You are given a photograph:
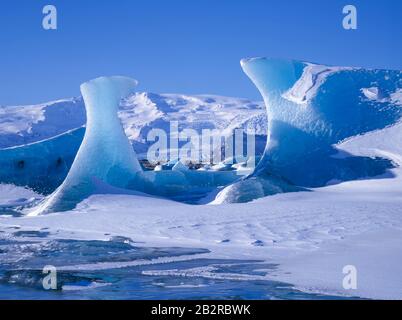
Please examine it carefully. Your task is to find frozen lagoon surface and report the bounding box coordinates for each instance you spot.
[1,59,402,299]
[1,159,402,300]
[0,237,348,300]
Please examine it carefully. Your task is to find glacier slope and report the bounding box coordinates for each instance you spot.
[0,98,85,148]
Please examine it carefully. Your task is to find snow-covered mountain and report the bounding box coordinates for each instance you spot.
[0,93,266,155]
[0,98,85,148]
[0,92,266,197]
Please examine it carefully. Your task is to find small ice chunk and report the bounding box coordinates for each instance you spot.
[172,160,189,172]
[361,87,380,100]
[390,89,402,106]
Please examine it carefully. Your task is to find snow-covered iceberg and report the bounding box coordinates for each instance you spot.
[214,58,401,203]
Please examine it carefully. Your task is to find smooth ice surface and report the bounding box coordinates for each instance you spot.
[215,58,402,203]
[31,76,142,214]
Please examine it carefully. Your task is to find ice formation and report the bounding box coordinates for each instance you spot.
[4,59,401,211]
[214,58,402,204]
[172,160,189,172]
[27,76,243,214]
[31,76,143,214]
[0,91,263,195]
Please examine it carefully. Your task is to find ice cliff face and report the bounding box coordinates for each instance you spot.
[0,128,84,194]
[214,58,402,204]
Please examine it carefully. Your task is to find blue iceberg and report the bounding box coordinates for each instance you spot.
[214,58,401,203]
[31,76,143,214]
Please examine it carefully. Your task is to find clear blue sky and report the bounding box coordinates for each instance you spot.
[0,0,401,105]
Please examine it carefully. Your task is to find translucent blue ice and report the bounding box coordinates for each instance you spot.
[33,76,143,214]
